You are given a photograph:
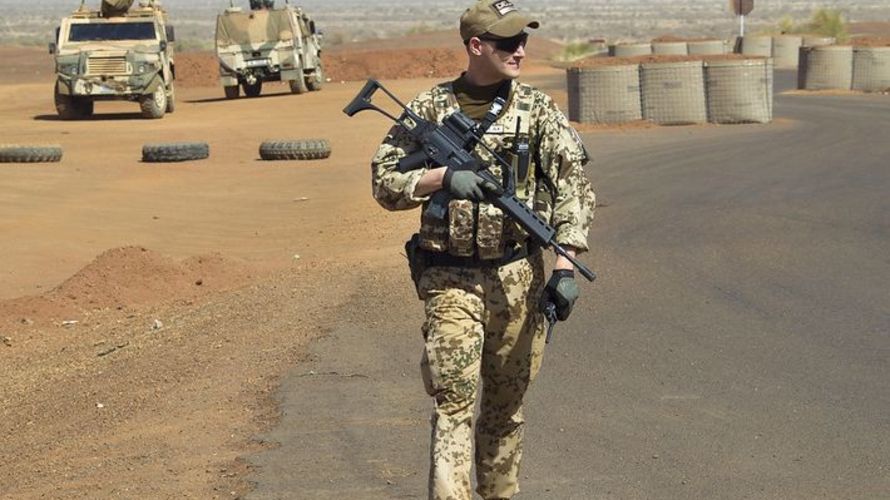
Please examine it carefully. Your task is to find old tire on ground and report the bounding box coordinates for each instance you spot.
[307,65,324,92]
[259,139,331,161]
[243,81,263,97]
[54,87,91,120]
[142,142,209,163]
[166,85,176,113]
[140,86,167,119]
[0,145,63,163]
[224,85,240,99]
[289,74,308,94]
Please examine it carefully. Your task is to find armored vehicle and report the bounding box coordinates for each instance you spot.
[215,2,324,98]
[50,0,176,120]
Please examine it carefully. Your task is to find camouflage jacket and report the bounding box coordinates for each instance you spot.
[371,79,595,259]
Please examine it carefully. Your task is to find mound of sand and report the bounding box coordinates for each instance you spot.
[0,246,255,327]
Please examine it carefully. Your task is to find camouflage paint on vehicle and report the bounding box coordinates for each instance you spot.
[215,4,323,98]
[50,0,176,119]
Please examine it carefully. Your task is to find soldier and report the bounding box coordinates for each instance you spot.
[371,1,595,499]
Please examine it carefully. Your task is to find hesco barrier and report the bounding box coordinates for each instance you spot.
[688,40,726,55]
[640,61,707,125]
[802,36,836,47]
[852,47,890,92]
[741,36,773,57]
[772,35,803,68]
[652,42,688,55]
[567,65,642,124]
[705,59,773,124]
[612,43,652,57]
[799,45,854,90]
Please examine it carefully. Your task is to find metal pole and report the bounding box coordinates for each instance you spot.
[740,14,746,37]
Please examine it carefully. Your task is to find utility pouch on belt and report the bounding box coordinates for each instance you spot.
[405,233,427,299]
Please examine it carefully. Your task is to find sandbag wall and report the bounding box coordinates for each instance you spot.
[799,45,890,91]
[610,41,727,57]
[852,47,890,92]
[737,35,837,69]
[567,65,642,124]
[568,59,773,125]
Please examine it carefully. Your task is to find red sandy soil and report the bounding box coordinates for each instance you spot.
[850,36,890,47]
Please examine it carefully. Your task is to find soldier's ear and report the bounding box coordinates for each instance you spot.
[466,37,485,56]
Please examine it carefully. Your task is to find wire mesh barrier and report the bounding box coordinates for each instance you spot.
[640,61,708,125]
[705,59,773,124]
[772,35,803,69]
[567,65,642,124]
[652,42,688,55]
[611,43,652,57]
[798,45,854,90]
[802,36,836,47]
[687,40,727,56]
[852,47,890,93]
[741,36,773,57]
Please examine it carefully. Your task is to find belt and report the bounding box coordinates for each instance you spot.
[424,242,541,269]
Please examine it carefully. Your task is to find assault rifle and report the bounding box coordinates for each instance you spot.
[344,79,595,339]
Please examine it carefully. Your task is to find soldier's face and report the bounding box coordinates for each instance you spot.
[477,34,527,79]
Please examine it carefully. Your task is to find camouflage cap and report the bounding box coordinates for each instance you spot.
[459,0,540,41]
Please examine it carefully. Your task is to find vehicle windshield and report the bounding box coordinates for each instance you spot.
[68,22,156,42]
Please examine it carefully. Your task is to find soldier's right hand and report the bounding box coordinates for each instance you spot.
[542,269,579,321]
[443,169,498,201]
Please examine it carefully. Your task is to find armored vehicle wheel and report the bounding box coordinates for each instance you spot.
[259,139,331,161]
[142,142,210,163]
[80,100,94,117]
[243,81,263,97]
[166,86,176,114]
[307,66,324,92]
[140,86,168,119]
[289,75,308,94]
[224,85,240,99]
[54,88,91,120]
[0,145,63,163]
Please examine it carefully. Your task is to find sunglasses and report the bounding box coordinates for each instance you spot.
[480,32,529,53]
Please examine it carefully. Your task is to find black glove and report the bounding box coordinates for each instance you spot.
[443,169,499,201]
[541,269,579,321]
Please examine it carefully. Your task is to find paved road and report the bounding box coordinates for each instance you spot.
[247,72,890,498]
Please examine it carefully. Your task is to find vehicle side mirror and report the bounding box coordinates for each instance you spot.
[48,42,57,54]
[159,40,168,51]
[165,26,175,42]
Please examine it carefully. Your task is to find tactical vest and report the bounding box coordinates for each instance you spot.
[417,81,554,260]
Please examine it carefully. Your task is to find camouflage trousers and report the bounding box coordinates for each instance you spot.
[417,252,547,500]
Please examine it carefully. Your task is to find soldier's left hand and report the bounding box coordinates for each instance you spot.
[542,269,579,321]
